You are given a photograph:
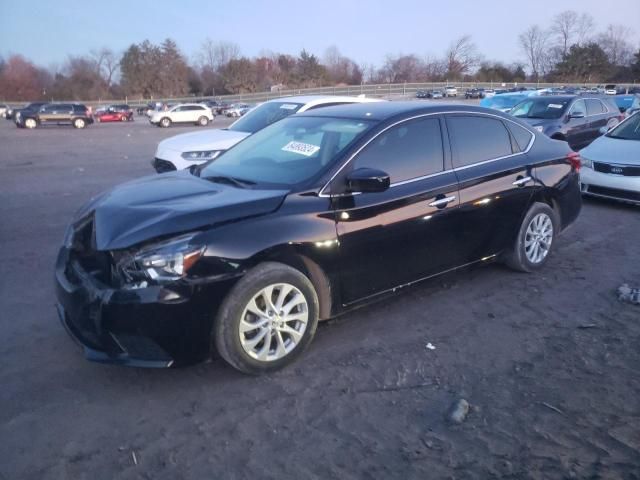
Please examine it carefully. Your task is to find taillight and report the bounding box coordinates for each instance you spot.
[567,151,581,171]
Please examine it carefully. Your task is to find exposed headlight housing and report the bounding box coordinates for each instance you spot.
[180,150,223,161]
[581,157,593,169]
[115,233,205,284]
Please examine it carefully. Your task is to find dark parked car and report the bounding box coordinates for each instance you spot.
[465,88,485,99]
[55,102,581,374]
[509,95,623,150]
[16,103,93,129]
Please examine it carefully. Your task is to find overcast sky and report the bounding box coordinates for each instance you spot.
[1,0,639,69]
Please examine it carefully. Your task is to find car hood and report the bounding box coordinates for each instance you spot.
[580,135,640,165]
[156,128,250,155]
[76,171,288,251]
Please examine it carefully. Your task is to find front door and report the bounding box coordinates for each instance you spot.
[332,115,462,305]
[566,99,588,149]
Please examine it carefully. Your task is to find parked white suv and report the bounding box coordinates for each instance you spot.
[150,103,215,128]
[444,86,458,97]
[152,95,382,172]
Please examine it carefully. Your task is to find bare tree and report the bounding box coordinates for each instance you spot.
[445,35,480,79]
[519,25,550,81]
[89,48,119,86]
[598,24,634,66]
[550,11,595,56]
[199,38,240,72]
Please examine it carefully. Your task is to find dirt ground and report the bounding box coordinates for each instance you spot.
[0,116,639,480]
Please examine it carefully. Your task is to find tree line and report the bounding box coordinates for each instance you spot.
[0,10,639,102]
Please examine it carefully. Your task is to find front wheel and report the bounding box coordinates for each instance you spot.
[214,262,319,375]
[73,118,86,129]
[24,118,37,129]
[504,203,558,272]
[160,117,171,128]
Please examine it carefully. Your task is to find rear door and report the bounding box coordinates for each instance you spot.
[333,115,462,304]
[38,104,57,124]
[445,114,537,263]
[585,98,608,142]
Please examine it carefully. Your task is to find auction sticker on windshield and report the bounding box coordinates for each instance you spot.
[548,104,564,108]
[282,141,320,157]
[279,104,299,110]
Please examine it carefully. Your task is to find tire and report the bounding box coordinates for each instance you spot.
[120,115,127,122]
[214,262,320,375]
[160,117,171,128]
[73,118,86,129]
[197,116,209,126]
[504,202,559,273]
[24,118,37,129]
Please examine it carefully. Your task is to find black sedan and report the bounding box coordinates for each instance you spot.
[55,102,582,374]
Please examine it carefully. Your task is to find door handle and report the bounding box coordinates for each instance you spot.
[428,195,456,207]
[512,176,532,187]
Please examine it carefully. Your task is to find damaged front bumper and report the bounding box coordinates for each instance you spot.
[54,247,233,367]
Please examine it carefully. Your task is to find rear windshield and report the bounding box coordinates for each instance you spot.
[510,98,570,119]
[228,101,304,134]
[480,95,527,109]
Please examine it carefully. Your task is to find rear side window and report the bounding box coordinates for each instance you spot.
[586,99,605,115]
[506,122,534,152]
[352,117,444,183]
[447,116,513,167]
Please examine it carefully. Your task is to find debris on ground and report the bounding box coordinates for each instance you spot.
[540,401,565,416]
[447,399,470,424]
[425,343,436,351]
[617,284,640,305]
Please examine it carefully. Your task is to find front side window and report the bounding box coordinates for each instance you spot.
[607,114,640,141]
[201,116,373,187]
[351,117,444,183]
[569,100,586,117]
[447,116,513,167]
[229,101,304,134]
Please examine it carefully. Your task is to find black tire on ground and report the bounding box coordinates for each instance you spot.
[504,202,559,273]
[214,262,320,375]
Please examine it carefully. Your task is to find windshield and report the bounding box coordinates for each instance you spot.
[607,114,640,141]
[201,116,373,186]
[510,98,570,119]
[480,95,527,109]
[229,101,304,134]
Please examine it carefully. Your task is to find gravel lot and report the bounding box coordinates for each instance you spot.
[0,110,639,480]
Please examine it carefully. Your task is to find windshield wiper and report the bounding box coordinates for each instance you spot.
[204,175,256,188]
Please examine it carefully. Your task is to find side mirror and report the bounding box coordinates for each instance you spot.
[346,168,390,193]
[569,112,585,119]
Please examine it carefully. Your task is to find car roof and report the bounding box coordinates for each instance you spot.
[265,95,382,107]
[297,101,515,121]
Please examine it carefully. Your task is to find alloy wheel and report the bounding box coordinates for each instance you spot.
[238,283,308,362]
[25,119,37,129]
[524,213,553,264]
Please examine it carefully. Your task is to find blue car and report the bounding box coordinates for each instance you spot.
[479,91,539,112]
[614,95,640,117]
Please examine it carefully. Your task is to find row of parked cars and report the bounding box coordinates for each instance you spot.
[2,99,255,129]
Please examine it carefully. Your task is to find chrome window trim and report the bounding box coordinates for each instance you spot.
[319,110,536,197]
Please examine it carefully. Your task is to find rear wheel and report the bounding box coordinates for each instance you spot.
[120,115,128,122]
[197,116,209,126]
[214,262,319,375]
[160,117,171,128]
[73,118,86,129]
[504,203,558,272]
[24,118,37,129]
